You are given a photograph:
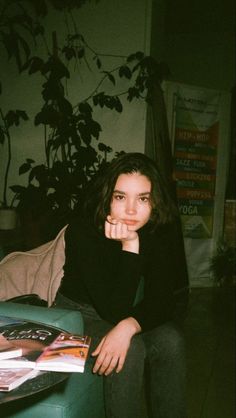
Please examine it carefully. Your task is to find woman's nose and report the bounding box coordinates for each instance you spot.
[125,200,137,214]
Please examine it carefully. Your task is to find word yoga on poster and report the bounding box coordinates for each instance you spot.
[173,89,220,239]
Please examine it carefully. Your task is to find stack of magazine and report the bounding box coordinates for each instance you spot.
[0,316,91,392]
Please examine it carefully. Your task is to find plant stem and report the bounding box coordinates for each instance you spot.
[3,129,11,208]
[0,108,11,207]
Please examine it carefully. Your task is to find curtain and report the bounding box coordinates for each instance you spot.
[145,81,190,299]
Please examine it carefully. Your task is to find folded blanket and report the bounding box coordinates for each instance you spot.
[0,225,67,306]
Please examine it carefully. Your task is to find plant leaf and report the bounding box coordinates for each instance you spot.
[78,102,93,115]
[107,72,116,85]
[114,97,123,113]
[10,185,26,194]
[28,56,45,74]
[19,162,31,175]
[62,46,76,61]
[16,110,29,121]
[119,65,132,79]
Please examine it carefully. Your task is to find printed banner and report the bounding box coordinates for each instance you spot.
[173,87,221,238]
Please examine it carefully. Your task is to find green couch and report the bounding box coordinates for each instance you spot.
[0,301,105,418]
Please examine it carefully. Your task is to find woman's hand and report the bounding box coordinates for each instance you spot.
[105,216,139,253]
[91,317,141,376]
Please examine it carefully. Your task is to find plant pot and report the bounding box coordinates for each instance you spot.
[0,208,18,230]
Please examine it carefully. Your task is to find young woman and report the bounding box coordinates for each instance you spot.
[55,152,188,418]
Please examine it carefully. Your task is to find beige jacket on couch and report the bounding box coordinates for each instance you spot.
[0,225,68,306]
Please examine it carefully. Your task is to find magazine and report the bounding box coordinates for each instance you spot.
[0,316,91,373]
[35,332,91,372]
[0,316,62,369]
[0,368,39,391]
[0,334,22,360]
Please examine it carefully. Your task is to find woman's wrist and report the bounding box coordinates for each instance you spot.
[122,238,139,254]
[119,317,142,336]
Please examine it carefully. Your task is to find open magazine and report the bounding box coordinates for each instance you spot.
[0,316,91,373]
[0,368,39,392]
[35,332,91,372]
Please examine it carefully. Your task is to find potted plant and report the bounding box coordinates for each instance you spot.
[209,239,236,287]
[0,102,28,230]
[209,239,236,317]
[9,26,168,245]
[1,2,170,244]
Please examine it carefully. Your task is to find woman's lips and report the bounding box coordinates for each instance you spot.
[122,219,138,226]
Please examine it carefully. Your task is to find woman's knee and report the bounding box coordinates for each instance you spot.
[104,335,146,385]
[144,322,185,360]
[125,334,146,369]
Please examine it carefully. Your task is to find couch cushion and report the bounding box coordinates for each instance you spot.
[0,301,84,334]
[2,369,105,418]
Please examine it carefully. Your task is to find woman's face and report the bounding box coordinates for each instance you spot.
[110,172,152,231]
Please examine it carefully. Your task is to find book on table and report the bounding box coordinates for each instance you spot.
[35,332,91,372]
[0,368,39,392]
[0,316,91,373]
[0,334,22,360]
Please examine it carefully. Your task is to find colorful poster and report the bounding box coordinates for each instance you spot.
[173,88,220,238]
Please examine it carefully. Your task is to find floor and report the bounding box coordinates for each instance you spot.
[185,287,235,418]
[141,286,235,418]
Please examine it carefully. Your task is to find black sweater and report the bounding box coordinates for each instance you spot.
[59,215,188,332]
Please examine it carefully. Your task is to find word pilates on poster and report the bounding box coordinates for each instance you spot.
[173,87,220,238]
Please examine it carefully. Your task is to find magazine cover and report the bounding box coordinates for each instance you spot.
[0,368,39,391]
[0,316,62,369]
[0,334,22,360]
[36,333,91,372]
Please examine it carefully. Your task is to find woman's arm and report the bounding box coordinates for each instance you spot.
[62,216,142,323]
[90,218,142,375]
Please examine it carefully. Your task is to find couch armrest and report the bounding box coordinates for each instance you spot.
[0,301,84,334]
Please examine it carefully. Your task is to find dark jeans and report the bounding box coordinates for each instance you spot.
[54,293,187,418]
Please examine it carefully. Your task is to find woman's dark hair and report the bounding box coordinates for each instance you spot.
[83,152,178,230]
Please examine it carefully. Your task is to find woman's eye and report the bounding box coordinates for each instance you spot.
[113,194,125,201]
[139,196,150,203]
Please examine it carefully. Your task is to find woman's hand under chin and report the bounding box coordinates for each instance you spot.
[105,216,139,254]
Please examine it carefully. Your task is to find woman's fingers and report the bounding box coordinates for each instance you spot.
[92,350,106,374]
[105,217,129,240]
[93,348,119,375]
[93,352,123,376]
[104,356,120,375]
[110,221,124,239]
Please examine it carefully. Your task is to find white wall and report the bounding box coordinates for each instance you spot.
[0,0,152,206]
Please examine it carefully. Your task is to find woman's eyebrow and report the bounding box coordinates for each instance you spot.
[113,189,125,194]
[113,190,151,196]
